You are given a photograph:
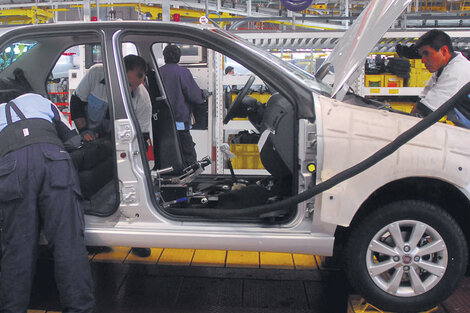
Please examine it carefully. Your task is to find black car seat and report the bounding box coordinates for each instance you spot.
[146,69,185,174]
[259,93,295,179]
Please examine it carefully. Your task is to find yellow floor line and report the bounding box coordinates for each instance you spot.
[191,249,227,267]
[87,246,321,270]
[292,254,318,270]
[226,250,260,268]
[314,255,323,269]
[91,246,131,263]
[158,248,195,266]
[125,248,163,264]
[260,252,294,269]
[347,295,438,313]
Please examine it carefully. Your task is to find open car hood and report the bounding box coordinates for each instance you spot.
[317,0,411,99]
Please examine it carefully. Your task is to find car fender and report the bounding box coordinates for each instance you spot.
[314,95,470,226]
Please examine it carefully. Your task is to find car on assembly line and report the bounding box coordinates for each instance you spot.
[1,0,470,311]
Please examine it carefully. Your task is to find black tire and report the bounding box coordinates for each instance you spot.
[344,200,468,313]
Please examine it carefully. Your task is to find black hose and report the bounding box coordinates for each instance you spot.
[166,82,470,218]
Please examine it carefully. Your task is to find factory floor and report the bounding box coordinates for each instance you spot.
[28,247,470,313]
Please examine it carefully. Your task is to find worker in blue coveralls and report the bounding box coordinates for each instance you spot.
[159,44,206,167]
[0,93,94,313]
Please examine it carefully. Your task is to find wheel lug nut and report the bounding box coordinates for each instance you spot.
[414,256,420,262]
[403,245,410,252]
[393,256,400,262]
[403,265,410,272]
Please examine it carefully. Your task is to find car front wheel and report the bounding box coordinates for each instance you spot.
[344,200,468,313]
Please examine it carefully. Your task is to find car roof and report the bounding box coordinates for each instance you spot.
[0,20,214,34]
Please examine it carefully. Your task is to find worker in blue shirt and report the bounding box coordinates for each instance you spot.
[159,44,206,166]
[0,93,94,313]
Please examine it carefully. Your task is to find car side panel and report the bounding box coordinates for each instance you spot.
[315,95,470,226]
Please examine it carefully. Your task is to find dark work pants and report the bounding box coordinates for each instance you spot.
[0,143,94,313]
[177,129,197,167]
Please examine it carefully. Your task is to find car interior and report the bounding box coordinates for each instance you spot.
[142,38,298,222]
[0,31,299,223]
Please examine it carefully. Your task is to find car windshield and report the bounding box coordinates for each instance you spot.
[212,29,332,97]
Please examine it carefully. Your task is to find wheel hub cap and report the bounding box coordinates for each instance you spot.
[402,255,412,264]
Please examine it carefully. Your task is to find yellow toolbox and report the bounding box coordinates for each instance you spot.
[410,68,432,87]
[364,74,384,87]
[418,69,432,86]
[384,74,404,87]
[408,71,417,87]
[388,101,415,113]
[230,92,270,121]
[388,101,448,123]
[412,59,427,68]
[231,92,271,104]
[230,144,264,169]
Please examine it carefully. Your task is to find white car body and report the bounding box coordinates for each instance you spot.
[1,0,470,310]
[316,94,470,226]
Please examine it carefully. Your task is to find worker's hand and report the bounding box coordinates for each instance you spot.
[74,117,87,130]
[201,89,212,100]
[80,129,97,142]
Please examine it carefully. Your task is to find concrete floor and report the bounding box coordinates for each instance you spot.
[26,247,470,313]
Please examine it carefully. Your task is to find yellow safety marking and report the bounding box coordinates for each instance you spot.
[125,248,163,264]
[292,254,318,270]
[27,310,46,313]
[91,246,130,263]
[48,8,69,12]
[86,246,324,270]
[388,89,399,94]
[191,249,227,267]
[226,250,260,268]
[314,255,323,269]
[348,295,438,313]
[260,252,294,269]
[370,88,380,94]
[158,248,195,266]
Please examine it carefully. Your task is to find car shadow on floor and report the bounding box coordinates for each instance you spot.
[29,255,350,313]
